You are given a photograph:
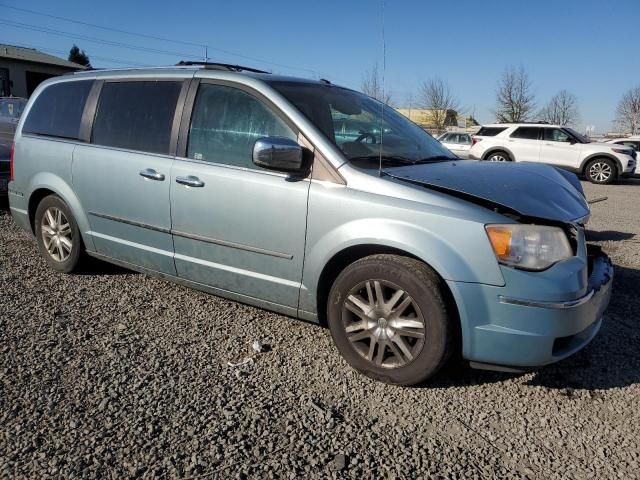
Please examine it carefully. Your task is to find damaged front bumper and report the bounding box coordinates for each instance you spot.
[447,244,613,370]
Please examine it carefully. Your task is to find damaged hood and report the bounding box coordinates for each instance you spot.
[386,161,589,223]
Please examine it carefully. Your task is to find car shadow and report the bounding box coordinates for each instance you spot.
[426,264,640,391]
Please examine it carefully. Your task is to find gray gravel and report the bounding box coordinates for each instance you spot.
[1,180,639,479]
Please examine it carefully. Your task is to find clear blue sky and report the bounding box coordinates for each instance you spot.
[2,0,638,132]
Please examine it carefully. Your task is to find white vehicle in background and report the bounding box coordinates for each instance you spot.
[469,123,637,184]
[605,136,640,152]
[437,132,472,158]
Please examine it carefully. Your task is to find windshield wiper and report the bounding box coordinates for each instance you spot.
[413,155,457,163]
[348,155,416,166]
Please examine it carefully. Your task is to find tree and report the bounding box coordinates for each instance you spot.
[417,77,460,133]
[494,66,535,123]
[615,86,640,135]
[361,63,392,104]
[539,90,579,126]
[68,45,91,68]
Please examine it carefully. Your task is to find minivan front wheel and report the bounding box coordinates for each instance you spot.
[327,254,453,385]
[35,195,83,273]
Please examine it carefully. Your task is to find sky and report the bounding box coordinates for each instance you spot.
[1,0,638,133]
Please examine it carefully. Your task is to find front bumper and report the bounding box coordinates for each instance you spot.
[448,248,613,368]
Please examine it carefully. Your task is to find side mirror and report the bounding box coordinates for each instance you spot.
[568,137,577,144]
[253,137,304,173]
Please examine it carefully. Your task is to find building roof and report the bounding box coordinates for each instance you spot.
[0,44,86,70]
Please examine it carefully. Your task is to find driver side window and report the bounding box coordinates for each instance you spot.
[544,128,571,142]
[187,84,296,169]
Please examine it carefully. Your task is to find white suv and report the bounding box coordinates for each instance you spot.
[469,123,637,184]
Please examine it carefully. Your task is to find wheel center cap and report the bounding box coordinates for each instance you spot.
[378,317,388,328]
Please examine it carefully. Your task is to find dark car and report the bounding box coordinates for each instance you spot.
[0,140,10,196]
[0,97,27,143]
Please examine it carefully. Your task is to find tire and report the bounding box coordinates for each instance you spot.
[585,157,616,184]
[34,195,84,273]
[484,150,511,162]
[327,254,453,386]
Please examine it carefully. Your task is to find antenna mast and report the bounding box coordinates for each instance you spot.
[378,0,386,177]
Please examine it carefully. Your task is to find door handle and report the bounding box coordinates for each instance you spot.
[176,175,205,188]
[139,168,165,181]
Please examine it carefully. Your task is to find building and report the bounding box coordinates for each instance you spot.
[396,107,460,131]
[0,44,85,98]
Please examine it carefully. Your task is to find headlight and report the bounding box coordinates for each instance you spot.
[612,147,632,155]
[485,224,573,271]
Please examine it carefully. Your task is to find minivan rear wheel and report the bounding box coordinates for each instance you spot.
[35,195,84,273]
[327,254,453,386]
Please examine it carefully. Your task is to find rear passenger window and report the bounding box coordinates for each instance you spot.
[476,127,507,137]
[92,81,182,154]
[187,84,296,169]
[22,80,93,140]
[510,127,540,140]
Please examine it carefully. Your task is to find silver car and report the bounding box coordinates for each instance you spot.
[8,64,612,385]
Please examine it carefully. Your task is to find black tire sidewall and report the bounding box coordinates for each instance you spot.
[586,158,616,184]
[485,150,511,162]
[34,195,82,273]
[327,255,450,386]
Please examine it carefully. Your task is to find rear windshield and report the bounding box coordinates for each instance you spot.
[22,80,93,140]
[476,126,507,137]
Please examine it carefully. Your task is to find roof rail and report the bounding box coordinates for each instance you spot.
[497,120,550,125]
[175,61,269,74]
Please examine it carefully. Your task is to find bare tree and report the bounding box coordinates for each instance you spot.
[417,77,460,133]
[361,63,392,104]
[539,90,579,126]
[494,66,536,123]
[615,86,640,135]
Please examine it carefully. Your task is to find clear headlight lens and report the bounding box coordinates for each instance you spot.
[485,224,573,271]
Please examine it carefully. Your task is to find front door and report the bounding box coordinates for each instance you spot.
[170,82,310,311]
[539,128,582,169]
[73,79,185,275]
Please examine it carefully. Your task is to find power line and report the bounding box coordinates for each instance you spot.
[0,6,361,88]
[0,4,323,77]
[0,19,203,60]
[0,39,152,67]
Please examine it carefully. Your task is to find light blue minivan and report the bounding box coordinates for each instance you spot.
[8,64,613,385]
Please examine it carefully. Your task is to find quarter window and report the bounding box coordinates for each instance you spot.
[187,84,296,169]
[476,126,507,137]
[22,80,93,140]
[510,127,541,140]
[92,81,182,155]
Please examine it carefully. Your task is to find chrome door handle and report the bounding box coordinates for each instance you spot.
[139,168,165,181]
[176,175,205,187]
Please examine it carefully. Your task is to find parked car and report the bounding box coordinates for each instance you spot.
[605,136,640,152]
[469,123,637,184]
[0,140,10,196]
[437,132,472,158]
[0,97,27,143]
[8,66,612,385]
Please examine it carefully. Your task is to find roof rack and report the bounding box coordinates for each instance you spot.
[175,61,269,74]
[497,120,550,125]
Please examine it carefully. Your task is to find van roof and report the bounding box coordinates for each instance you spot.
[70,62,332,86]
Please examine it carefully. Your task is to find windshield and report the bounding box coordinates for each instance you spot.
[268,81,455,166]
[564,127,590,143]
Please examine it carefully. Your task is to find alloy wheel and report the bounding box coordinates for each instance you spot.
[41,207,73,262]
[489,153,508,162]
[341,279,426,369]
[589,161,612,183]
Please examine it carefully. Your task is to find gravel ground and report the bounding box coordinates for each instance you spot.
[1,180,639,479]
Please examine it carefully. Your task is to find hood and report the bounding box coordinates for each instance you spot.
[386,161,589,223]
